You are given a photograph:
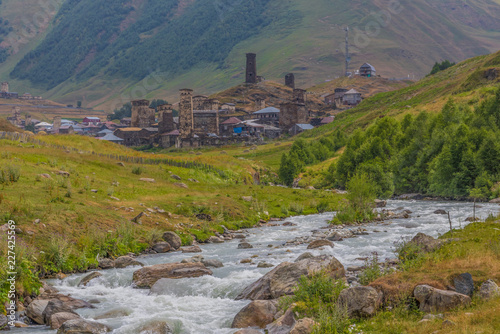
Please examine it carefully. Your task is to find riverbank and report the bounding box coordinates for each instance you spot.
[2,200,499,333]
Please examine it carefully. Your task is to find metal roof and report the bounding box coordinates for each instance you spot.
[345,89,360,95]
[99,133,124,141]
[360,63,376,71]
[294,124,314,130]
[252,107,280,115]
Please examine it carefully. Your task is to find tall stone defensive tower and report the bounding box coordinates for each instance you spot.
[246,53,257,84]
[1,82,9,93]
[255,98,266,111]
[53,116,61,133]
[285,73,295,89]
[179,89,194,139]
[293,88,306,104]
[131,99,154,128]
[158,104,175,134]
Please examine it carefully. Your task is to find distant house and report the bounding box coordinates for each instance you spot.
[96,129,113,137]
[120,118,132,126]
[160,130,179,148]
[359,63,376,77]
[289,123,314,136]
[324,93,336,105]
[252,107,280,126]
[59,125,74,135]
[343,89,362,106]
[235,120,281,139]
[320,116,335,125]
[99,133,124,144]
[220,103,236,114]
[83,117,101,124]
[219,117,242,136]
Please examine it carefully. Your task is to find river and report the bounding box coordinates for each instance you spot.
[12,200,500,333]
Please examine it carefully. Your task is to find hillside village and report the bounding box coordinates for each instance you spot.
[3,55,382,148]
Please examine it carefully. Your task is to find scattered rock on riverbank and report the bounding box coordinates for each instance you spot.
[413,285,471,312]
[133,262,213,288]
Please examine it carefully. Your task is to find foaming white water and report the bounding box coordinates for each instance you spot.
[12,200,499,334]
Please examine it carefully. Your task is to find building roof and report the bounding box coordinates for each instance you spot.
[221,117,242,125]
[97,129,113,135]
[116,127,143,132]
[84,117,101,120]
[99,133,124,141]
[321,116,335,124]
[59,125,74,130]
[163,130,179,136]
[360,63,376,71]
[252,107,280,115]
[34,122,52,127]
[345,89,360,95]
[222,103,236,106]
[294,124,314,130]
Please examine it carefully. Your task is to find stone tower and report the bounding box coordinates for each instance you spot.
[25,114,32,126]
[255,98,266,111]
[53,116,62,133]
[158,103,175,134]
[246,53,257,84]
[179,89,194,139]
[1,82,8,93]
[285,73,295,89]
[293,89,306,104]
[11,106,21,126]
[206,99,220,111]
[131,99,154,128]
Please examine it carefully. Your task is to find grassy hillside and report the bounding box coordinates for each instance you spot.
[1,0,500,111]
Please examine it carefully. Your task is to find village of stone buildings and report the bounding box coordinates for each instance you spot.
[3,55,376,148]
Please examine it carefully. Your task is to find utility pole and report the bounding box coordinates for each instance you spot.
[344,26,350,77]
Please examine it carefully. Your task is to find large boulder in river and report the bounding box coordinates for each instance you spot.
[27,299,49,324]
[152,242,171,253]
[78,272,102,287]
[56,318,111,334]
[133,262,213,288]
[180,245,202,253]
[337,286,383,318]
[413,285,471,313]
[162,231,182,250]
[43,299,78,325]
[137,320,173,334]
[307,240,333,249]
[236,255,345,300]
[0,314,8,330]
[98,258,115,269]
[266,307,296,334]
[409,233,442,252]
[231,300,278,329]
[50,312,81,329]
[114,256,144,268]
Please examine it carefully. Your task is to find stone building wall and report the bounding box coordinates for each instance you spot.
[285,73,295,89]
[131,100,155,128]
[193,111,219,135]
[179,89,194,139]
[53,116,62,133]
[293,89,306,104]
[158,104,175,134]
[1,82,9,93]
[279,103,308,132]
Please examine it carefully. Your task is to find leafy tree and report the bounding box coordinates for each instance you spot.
[108,102,132,121]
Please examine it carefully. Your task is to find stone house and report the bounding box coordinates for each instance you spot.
[343,89,362,105]
[289,123,314,136]
[359,63,376,77]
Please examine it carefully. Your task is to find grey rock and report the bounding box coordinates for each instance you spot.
[231,300,278,328]
[94,308,131,320]
[258,262,274,268]
[27,299,49,324]
[162,231,182,250]
[152,242,171,253]
[202,259,224,268]
[137,320,173,334]
[307,239,334,249]
[238,242,253,249]
[337,286,383,318]
[479,279,500,300]
[42,300,77,325]
[294,252,314,262]
[433,209,448,215]
[413,285,471,313]
[50,312,81,330]
[114,256,144,268]
[0,314,8,330]
[180,245,202,253]
[98,258,114,269]
[453,273,474,297]
[78,272,102,287]
[56,318,111,334]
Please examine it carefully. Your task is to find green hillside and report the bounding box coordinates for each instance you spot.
[1,0,500,110]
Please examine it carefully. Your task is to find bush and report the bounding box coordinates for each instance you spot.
[316,200,330,213]
[0,165,21,184]
[333,173,377,224]
[393,238,425,271]
[358,252,390,285]
[132,166,143,175]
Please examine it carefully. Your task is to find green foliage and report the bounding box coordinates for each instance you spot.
[429,60,456,75]
[278,132,346,186]
[132,166,143,175]
[393,238,426,271]
[333,172,377,224]
[280,271,350,333]
[109,102,132,121]
[328,89,500,199]
[0,165,21,184]
[11,0,273,88]
[358,252,390,285]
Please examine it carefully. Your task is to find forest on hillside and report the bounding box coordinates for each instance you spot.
[10,0,274,89]
[279,86,500,200]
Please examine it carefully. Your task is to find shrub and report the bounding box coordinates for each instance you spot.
[393,237,425,271]
[358,252,390,285]
[316,200,330,213]
[132,166,143,175]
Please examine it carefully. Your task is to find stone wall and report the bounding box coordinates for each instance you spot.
[158,104,175,134]
[1,82,9,93]
[279,103,307,132]
[246,53,257,84]
[131,100,155,128]
[179,89,194,139]
[193,111,219,135]
[285,73,295,89]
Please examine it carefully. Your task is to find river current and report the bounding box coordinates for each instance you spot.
[12,200,500,333]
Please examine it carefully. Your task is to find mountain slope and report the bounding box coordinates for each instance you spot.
[1,0,500,110]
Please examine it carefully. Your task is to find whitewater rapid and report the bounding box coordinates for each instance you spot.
[12,200,500,333]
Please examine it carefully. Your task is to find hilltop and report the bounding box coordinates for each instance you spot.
[0,0,500,110]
